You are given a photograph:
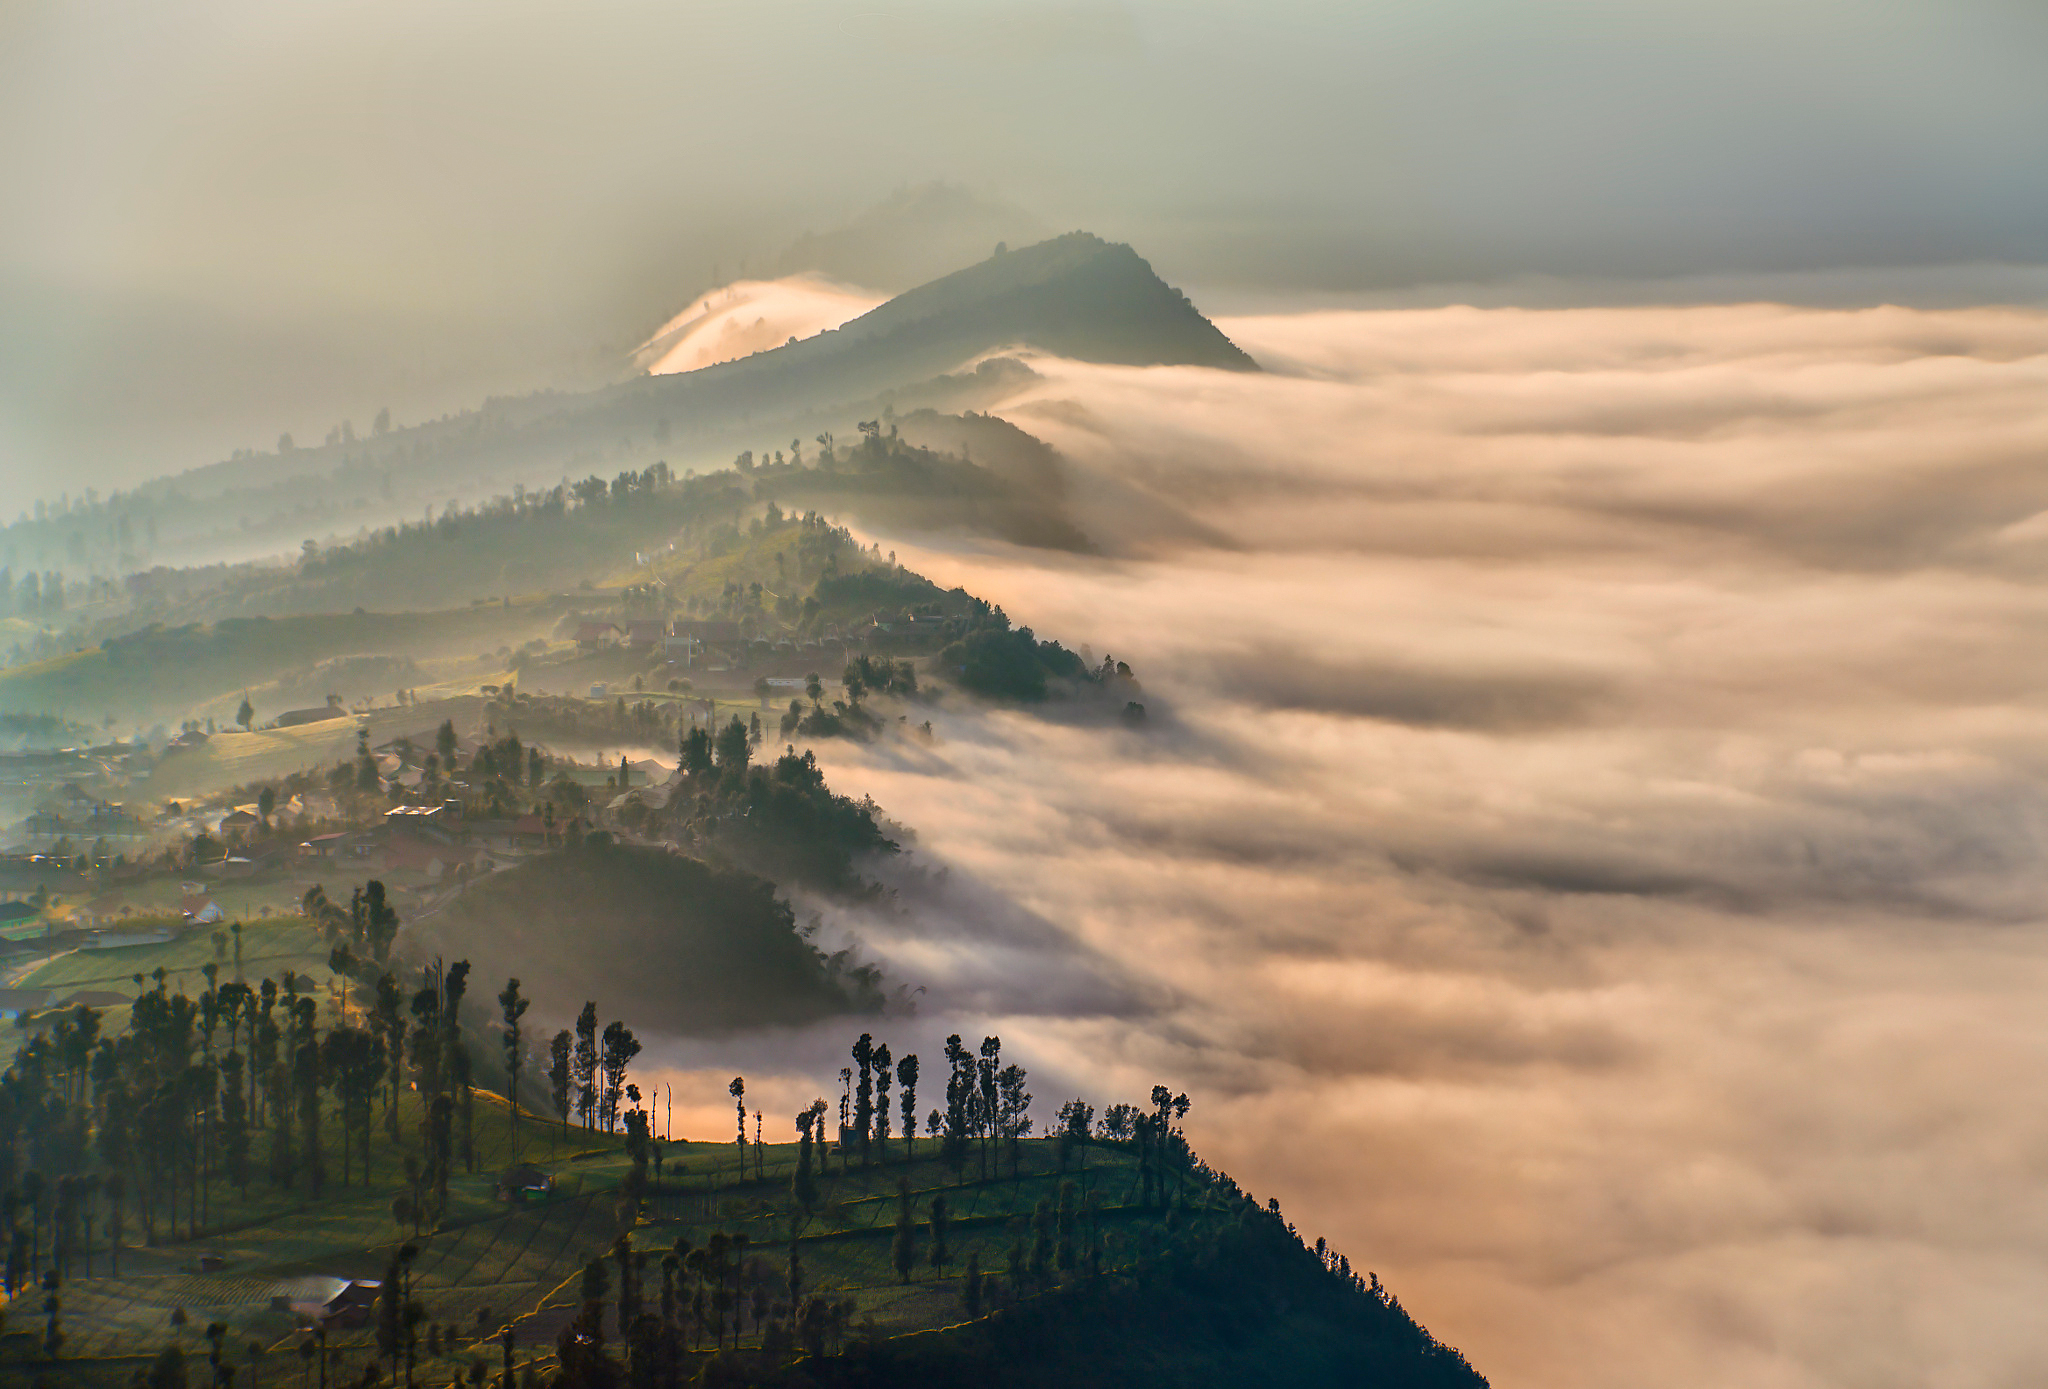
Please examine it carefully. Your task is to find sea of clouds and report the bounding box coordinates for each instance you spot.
[638,301,2048,1389]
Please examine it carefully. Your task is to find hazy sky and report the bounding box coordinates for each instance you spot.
[3,0,2046,510]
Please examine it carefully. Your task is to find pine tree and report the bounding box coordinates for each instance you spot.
[220,1051,250,1194]
[548,1031,573,1134]
[928,1194,950,1276]
[1055,1181,1077,1274]
[792,1109,819,1213]
[850,1035,874,1166]
[498,980,528,1160]
[892,1057,920,1165]
[102,1173,123,1277]
[977,1037,1002,1181]
[961,1252,982,1318]
[890,1179,917,1284]
[729,1079,746,1175]
[375,973,405,1140]
[444,962,475,1174]
[573,1005,599,1130]
[941,1036,971,1175]
[364,881,401,964]
[872,1043,892,1158]
[293,1000,324,1197]
[998,1063,1033,1180]
[266,1060,295,1190]
[599,1022,640,1134]
[1029,1196,1054,1290]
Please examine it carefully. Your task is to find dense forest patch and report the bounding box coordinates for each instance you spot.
[419,839,884,1032]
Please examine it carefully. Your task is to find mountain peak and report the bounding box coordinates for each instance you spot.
[805,230,1258,372]
[641,233,1256,414]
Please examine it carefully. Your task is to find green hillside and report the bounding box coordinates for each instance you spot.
[0,949,1482,1389]
[0,607,543,725]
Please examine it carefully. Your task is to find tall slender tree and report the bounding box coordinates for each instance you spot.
[293,998,325,1197]
[961,1252,982,1319]
[997,1063,1033,1180]
[792,1109,820,1213]
[728,1078,747,1170]
[850,1035,874,1167]
[928,1194,950,1277]
[549,1030,573,1136]
[890,1179,917,1284]
[941,1036,971,1176]
[573,1005,599,1130]
[220,1051,250,1195]
[896,1055,919,1161]
[375,974,405,1140]
[872,1043,892,1159]
[598,1023,640,1134]
[497,980,528,1159]
[977,1038,1002,1181]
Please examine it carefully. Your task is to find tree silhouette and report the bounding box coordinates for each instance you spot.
[498,980,528,1158]
[792,1107,820,1213]
[873,1042,892,1158]
[729,1078,747,1175]
[851,1034,874,1166]
[548,1030,573,1135]
[928,1193,950,1277]
[961,1251,982,1319]
[598,1022,640,1134]
[897,1054,919,1160]
[891,1179,917,1284]
[573,1004,598,1130]
[714,717,751,775]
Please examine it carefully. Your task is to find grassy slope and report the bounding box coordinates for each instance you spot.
[0,601,543,727]
[15,1115,1485,1389]
[7,919,1479,1389]
[10,1106,1394,1389]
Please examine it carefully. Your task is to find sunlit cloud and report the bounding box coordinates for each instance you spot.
[637,275,883,376]
[617,302,2048,1389]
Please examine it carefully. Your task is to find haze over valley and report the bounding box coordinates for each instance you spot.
[2,6,2045,1388]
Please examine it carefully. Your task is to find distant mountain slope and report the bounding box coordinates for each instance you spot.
[3,236,1247,576]
[627,233,1255,417]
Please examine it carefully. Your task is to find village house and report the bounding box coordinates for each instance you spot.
[271,1277,384,1329]
[623,618,670,649]
[575,621,622,650]
[277,696,349,728]
[0,989,52,1022]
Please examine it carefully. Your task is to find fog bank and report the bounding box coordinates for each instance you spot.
[640,302,2048,1388]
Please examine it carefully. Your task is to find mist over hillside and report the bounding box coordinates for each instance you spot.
[0,233,1247,592]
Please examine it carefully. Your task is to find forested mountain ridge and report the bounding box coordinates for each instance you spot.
[0,235,1248,584]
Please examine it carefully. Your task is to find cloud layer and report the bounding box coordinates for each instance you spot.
[641,303,2048,1389]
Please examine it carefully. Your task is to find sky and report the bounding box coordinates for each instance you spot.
[3,0,2046,511]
